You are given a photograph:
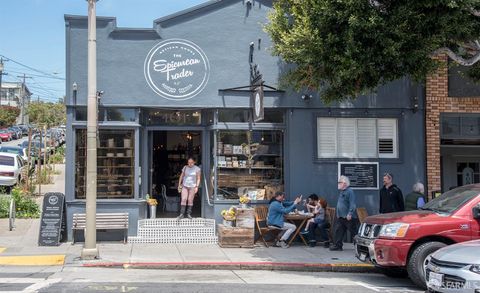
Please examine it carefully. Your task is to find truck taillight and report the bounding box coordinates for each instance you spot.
[0,172,14,177]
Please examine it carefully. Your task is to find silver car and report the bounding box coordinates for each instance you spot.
[425,239,480,293]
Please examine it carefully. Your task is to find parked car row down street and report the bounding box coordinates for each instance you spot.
[0,125,65,190]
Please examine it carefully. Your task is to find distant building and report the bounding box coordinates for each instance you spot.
[0,82,31,124]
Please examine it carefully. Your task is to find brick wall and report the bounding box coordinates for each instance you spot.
[426,54,480,197]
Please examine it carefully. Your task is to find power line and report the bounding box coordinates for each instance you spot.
[0,54,65,80]
[5,69,65,80]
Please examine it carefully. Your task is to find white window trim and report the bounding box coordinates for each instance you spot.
[317,117,399,159]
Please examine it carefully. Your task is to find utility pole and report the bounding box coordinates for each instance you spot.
[17,74,32,125]
[81,0,99,260]
[0,58,8,105]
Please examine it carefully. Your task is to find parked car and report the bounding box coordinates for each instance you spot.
[10,126,23,139]
[18,140,49,163]
[7,127,20,140]
[0,129,12,142]
[16,124,29,136]
[0,153,27,188]
[424,237,480,293]
[354,185,480,289]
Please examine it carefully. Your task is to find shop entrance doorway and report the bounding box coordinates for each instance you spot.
[150,131,202,217]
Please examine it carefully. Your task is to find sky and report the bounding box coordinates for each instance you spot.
[0,0,205,102]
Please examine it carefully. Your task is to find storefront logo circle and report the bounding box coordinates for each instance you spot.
[48,195,58,205]
[144,39,210,100]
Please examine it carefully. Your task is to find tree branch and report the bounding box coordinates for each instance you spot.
[434,47,480,66]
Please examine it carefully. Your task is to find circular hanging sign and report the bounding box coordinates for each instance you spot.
[144,39,210,101]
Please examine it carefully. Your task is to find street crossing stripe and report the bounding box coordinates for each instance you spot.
[0,255,65,266]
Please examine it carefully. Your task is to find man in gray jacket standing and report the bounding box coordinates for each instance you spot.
[330,175,358,251]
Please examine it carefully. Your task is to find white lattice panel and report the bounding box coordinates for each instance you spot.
[137,227,216,238]
[130,218,218,244]
[128,236,218,244]
[138,218,215,228]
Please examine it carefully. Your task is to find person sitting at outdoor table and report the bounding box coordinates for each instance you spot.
[267,191,302,248]
[301,196,330,247]
[304,194,319,213]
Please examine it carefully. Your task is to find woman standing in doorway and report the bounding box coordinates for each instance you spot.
[177,157,201,220]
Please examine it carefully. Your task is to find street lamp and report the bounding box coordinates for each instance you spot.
[81,0,100,260]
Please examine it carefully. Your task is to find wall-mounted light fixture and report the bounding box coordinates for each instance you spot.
[301,94,312,101]
[72,82,78,105]
[411,96,419,113]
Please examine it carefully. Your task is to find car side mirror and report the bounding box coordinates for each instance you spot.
[473,205,480,220]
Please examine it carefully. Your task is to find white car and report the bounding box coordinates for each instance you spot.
[425,236,480,293]
[0,153,27,187]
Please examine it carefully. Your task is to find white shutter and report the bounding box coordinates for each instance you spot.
[357,119,377,158]
[317,118,337,158]
[337,118,356,157]
[377,119,398,158]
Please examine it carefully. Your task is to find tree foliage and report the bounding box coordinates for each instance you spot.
[27,101,66,127]
[0,106,20,127]
[265,0,480,103]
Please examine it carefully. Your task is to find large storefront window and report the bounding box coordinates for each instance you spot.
[75,129,135,199]
[214,130,284,201]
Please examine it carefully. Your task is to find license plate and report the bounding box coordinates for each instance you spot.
[428,272,443,288]
[359,253,366,261]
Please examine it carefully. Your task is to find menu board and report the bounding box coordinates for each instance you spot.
[38,192,65,246]
[338,162,379,189]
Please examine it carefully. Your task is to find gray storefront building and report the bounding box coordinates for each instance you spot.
[64,0,426,239]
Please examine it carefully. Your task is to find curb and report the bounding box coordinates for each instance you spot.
[82,261,377,273]
[0,254,65,266]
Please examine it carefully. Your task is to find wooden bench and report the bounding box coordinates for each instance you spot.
[72,213,129,244]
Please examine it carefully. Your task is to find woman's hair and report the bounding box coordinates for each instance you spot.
[318,198,328,209]
[412,182,424,194]
[187,157,196,162]
[308,193,319,201]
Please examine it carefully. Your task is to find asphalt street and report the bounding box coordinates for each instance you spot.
[0,266,424,293]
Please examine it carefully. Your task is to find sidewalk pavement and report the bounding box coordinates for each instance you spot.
[35,164,65,195]
[1,163,375,273]
[0,218,374,273]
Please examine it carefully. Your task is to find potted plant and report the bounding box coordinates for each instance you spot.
[145,194,158,219]
[221,207,236,227]
[239,195,251,208]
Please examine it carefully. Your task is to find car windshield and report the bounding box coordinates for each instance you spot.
[422,186,480,214]
[0,155,15,166]
[0,147,22,156]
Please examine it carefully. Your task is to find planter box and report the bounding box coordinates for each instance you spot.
[235,208,255,228]
[217,224,254,248]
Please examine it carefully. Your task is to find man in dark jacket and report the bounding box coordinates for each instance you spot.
[379,173,405,213]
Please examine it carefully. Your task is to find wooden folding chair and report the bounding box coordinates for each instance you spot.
[356,207,369,224]
[254,205,281,247]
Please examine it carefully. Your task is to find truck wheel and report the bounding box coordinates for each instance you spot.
[407,241,446,289]
[378,267,408,278]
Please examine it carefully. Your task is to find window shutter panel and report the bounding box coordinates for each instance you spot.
[337,119,356,157]
[377,119,398,158]
[357,119,377,158]
[317,118,337,157]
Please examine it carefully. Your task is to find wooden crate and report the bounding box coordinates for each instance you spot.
[217,224,254,248]
[235,208,255,228]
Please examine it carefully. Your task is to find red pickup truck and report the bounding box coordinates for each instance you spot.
[354,184,480,288]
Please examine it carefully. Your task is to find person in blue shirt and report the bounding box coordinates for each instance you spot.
[330,175,358,251]
[267,191,302,248]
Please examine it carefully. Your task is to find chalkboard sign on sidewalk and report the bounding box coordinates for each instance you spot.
[338,162,379,189]
[38,192,66,246]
